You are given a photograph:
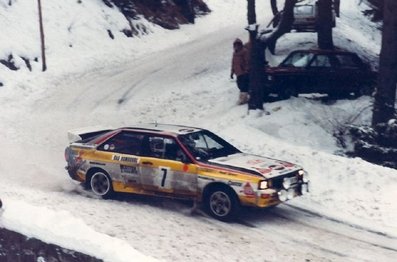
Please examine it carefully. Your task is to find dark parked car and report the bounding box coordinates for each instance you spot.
[265,49,377,99]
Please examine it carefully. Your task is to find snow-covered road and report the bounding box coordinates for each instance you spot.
[1,0,396,261]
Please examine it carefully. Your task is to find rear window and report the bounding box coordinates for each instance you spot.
[294,5,314,17]
[335,54,361,69]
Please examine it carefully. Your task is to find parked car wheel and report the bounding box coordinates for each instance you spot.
[280,86,298,99]
[352,83,374,98]
[359,83,374,96]
[90,171,113,198]
[205,186,239,221]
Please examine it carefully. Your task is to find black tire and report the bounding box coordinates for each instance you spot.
[90,171,113,199]
[353,80,375,98]
[205,186,239,221]
[358,84,374,97]
[280,86,297,100]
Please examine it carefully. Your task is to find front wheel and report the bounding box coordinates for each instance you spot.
[90,171,113,199]
[280,86,298,100]
[205,187,239,221]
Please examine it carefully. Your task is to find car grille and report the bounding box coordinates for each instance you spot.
[270,171,300,189]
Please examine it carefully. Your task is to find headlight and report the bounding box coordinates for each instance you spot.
[278,189,288,202]
[282,178,291,189]
[258,180,268,190]
[299,170,309,183]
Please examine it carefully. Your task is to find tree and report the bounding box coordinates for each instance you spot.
[247,0,265,110]
[265,0,297,54]
[317,0,334,49]
[372,0,397,128]
[268,0,336,52]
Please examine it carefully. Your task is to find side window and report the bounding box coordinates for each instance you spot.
[143,136,188,162]
[335,54,360,69]
[98,131,144,155]
[310,55,331,67]
[282,52,314,67]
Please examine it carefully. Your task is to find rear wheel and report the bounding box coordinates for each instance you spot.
[205,186,239,221]
[353,81,375,98]
[358,84,374,97]
[90,171,113,199]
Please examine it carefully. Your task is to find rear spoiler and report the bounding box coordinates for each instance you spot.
[67,126,114,143]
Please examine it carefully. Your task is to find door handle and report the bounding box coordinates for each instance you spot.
[142,161,153,166]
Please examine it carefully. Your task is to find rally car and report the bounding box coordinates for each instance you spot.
[65,124,309,221]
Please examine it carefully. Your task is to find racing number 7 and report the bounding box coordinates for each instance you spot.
[160,168,168,187]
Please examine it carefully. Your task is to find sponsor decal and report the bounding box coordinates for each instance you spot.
[280,161,295,168]
[89,161,106,166]
[242,183,255,197]
[269,164,284,170]
[228,181,243,187]
[198,176,215,181]
[254,167,272,174]
[247,159,264,165]
[120,165,137,174]
[112,155,139,164]
[199,167,215,173]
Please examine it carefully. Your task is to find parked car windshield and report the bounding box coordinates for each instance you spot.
[294,5,314,17]
[281,52,314,67]
[178,130,240,161]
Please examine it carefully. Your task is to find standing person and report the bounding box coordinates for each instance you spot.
[230,38,250,105]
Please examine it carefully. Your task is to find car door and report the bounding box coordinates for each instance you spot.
[306,54,336,94]
[139,135,198,197]
[96,131,143,191]
[334,53,364,94]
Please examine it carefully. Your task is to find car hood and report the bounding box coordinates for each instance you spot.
[208,153,301,178]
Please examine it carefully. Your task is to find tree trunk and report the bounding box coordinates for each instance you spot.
[317,0,334,49]
[372,0,397,127]
[37,0,46,71]
[270,0,278,16]
[247,0,264,110]
[247,0,256,25]
[248,30,265,110]
[266,0,297,54]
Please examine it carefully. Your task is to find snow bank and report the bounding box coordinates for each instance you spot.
[0,198,157,262]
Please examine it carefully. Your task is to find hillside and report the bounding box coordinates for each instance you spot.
[0,0,209,86]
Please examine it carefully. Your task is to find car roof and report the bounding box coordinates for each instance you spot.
[295,0,316,6]
[289,49,357,55]
[119,123,204,136]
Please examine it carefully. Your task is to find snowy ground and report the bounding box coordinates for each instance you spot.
[0,0,396,261]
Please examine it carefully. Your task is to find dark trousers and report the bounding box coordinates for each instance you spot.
[236,74,249,92]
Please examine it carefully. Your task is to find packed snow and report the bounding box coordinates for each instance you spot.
[0,0,396,261]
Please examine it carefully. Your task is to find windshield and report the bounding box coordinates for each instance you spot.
[178,130,240,161]
[281,52,314,67]
[294,5,314,17]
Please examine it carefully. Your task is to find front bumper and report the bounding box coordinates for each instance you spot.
[65,165,85,182]
[240,182,310,208]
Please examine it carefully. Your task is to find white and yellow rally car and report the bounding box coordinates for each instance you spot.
[65,124,309,221]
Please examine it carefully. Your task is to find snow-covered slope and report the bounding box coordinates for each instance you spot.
[0,0,396,261]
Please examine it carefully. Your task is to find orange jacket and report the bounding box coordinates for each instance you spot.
[231,47,249,77]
